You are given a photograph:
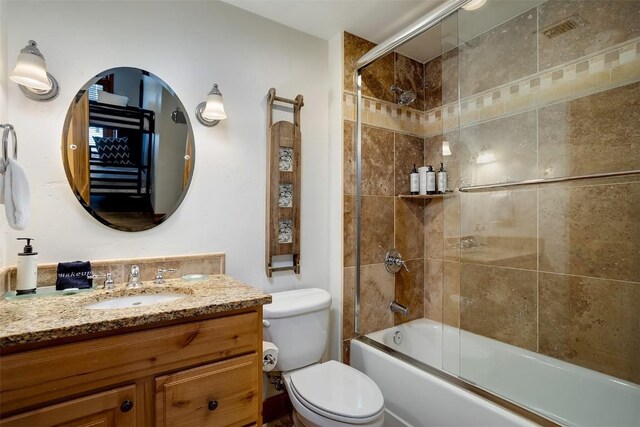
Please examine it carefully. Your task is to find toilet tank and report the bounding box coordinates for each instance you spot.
[263,288,331,372]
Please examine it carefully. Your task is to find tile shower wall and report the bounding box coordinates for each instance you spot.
[344,0,639,383]
[342,33,428,363]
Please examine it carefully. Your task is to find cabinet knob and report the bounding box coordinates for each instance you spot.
[208,400,219,411]
[120,400,134,413]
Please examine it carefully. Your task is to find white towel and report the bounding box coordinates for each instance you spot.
[3,158,30,230]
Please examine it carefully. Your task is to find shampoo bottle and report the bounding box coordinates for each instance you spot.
[438,163,448,194]
[16,238,38,295]
[426,165,436,195]
[410,164,419,195]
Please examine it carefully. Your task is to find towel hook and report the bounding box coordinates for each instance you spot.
[1,124,18,164]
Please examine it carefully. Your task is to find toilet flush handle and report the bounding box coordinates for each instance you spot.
[263,319,271,328]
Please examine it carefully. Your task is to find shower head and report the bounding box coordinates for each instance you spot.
[390,85,417,106]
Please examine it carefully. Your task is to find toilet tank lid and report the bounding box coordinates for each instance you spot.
[264,288,331,319]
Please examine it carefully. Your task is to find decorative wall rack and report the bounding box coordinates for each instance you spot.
[265,88,304,277]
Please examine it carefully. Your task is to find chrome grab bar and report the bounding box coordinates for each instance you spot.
[458,169,640,193]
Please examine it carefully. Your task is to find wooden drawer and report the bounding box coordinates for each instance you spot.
[1,311,258,415]
[155,354,259,427]
[0,384,137,427]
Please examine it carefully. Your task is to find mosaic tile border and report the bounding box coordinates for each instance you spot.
[344,38,640,138]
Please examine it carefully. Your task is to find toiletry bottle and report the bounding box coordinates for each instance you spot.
[16,238,38,295]
[426,165,436,194]
[438,163,448,194]
[410,164,419,195]
[418,166,428,195]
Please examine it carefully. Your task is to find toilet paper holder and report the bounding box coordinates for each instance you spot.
[262,340,278,372]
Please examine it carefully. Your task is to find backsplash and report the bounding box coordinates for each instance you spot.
[0,253,225,293]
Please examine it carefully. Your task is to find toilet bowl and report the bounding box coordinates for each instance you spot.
[263,289,385,427]
[283,361,385,427]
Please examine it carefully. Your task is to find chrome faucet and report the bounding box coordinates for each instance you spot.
[384,249,411,274]
[127,265,142,288]
[390,301,410,316]
[154,268,177,284]
[89,272,115,290]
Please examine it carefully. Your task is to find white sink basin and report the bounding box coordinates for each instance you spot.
[85,293,185,310]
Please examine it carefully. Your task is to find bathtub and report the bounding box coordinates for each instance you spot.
[350,318,640,427]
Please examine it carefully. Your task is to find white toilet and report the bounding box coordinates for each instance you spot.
[263,288,385,427]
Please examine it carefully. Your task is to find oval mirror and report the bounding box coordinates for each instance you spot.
[62,67,194,232]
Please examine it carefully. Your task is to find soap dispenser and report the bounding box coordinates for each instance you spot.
[16,238,38,295]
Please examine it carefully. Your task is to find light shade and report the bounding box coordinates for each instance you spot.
[442,140,452,156]
[195,83,227,127]
[202,91,227,121]
[462,0,487,11]
[10,51,51,91]
[9,40,59,101]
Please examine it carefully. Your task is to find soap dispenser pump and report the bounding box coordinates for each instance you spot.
[16,238,38,295]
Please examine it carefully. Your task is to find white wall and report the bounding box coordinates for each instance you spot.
[2,2,330,300]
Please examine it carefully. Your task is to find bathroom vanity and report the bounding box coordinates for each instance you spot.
[0,275,271,426]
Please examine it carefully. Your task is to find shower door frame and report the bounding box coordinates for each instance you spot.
[351,1,558,425]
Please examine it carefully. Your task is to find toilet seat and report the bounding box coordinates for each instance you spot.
[287,361,384,424]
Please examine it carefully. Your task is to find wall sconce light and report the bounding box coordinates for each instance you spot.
[462,0,487,11]
[442,140,452,156]
[10,40,59,102]
[195,83,227,127]
[476,146,496,164]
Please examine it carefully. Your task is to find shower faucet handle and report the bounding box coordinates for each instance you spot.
[384,249,410,274]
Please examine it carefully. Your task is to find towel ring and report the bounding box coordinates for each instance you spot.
[1,124,18,163]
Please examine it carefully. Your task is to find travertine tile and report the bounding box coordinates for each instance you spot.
[539,182,640,282]
[538,82,640,179]
[343,339,351,365]
[394,133,424,196]
[424,55,442,111]
[538,0,640,71]
[443,194,461,262]
[459,8,537,98]
[539,272,640,384]
[395,53,425,111]
[343,121,356,196]
[424,198,444,260]
[395,198,424,261]
[611,57,640,85]
[424,134,443,173]
[343,267,356,340]
[424,258,443,322]
[344,32,394,102]
[361,196,394,266]
[443,261,460,327]
[442,47,459,104]
[343,195,356,267]
[460,189,538,270]
[362,126,394,196]
[460,263,537,350]
[345,263,395,335]
[459,110,538,186]
[394,259,424,325]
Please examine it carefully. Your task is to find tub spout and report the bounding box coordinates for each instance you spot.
[390,301,409,316]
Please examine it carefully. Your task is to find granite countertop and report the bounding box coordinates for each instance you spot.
[0,275,271,348]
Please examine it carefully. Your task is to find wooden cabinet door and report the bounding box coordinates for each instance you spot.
[0,385,136,427]
[155,354,259,427]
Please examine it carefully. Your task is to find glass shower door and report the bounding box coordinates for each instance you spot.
[454,1,640,425]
